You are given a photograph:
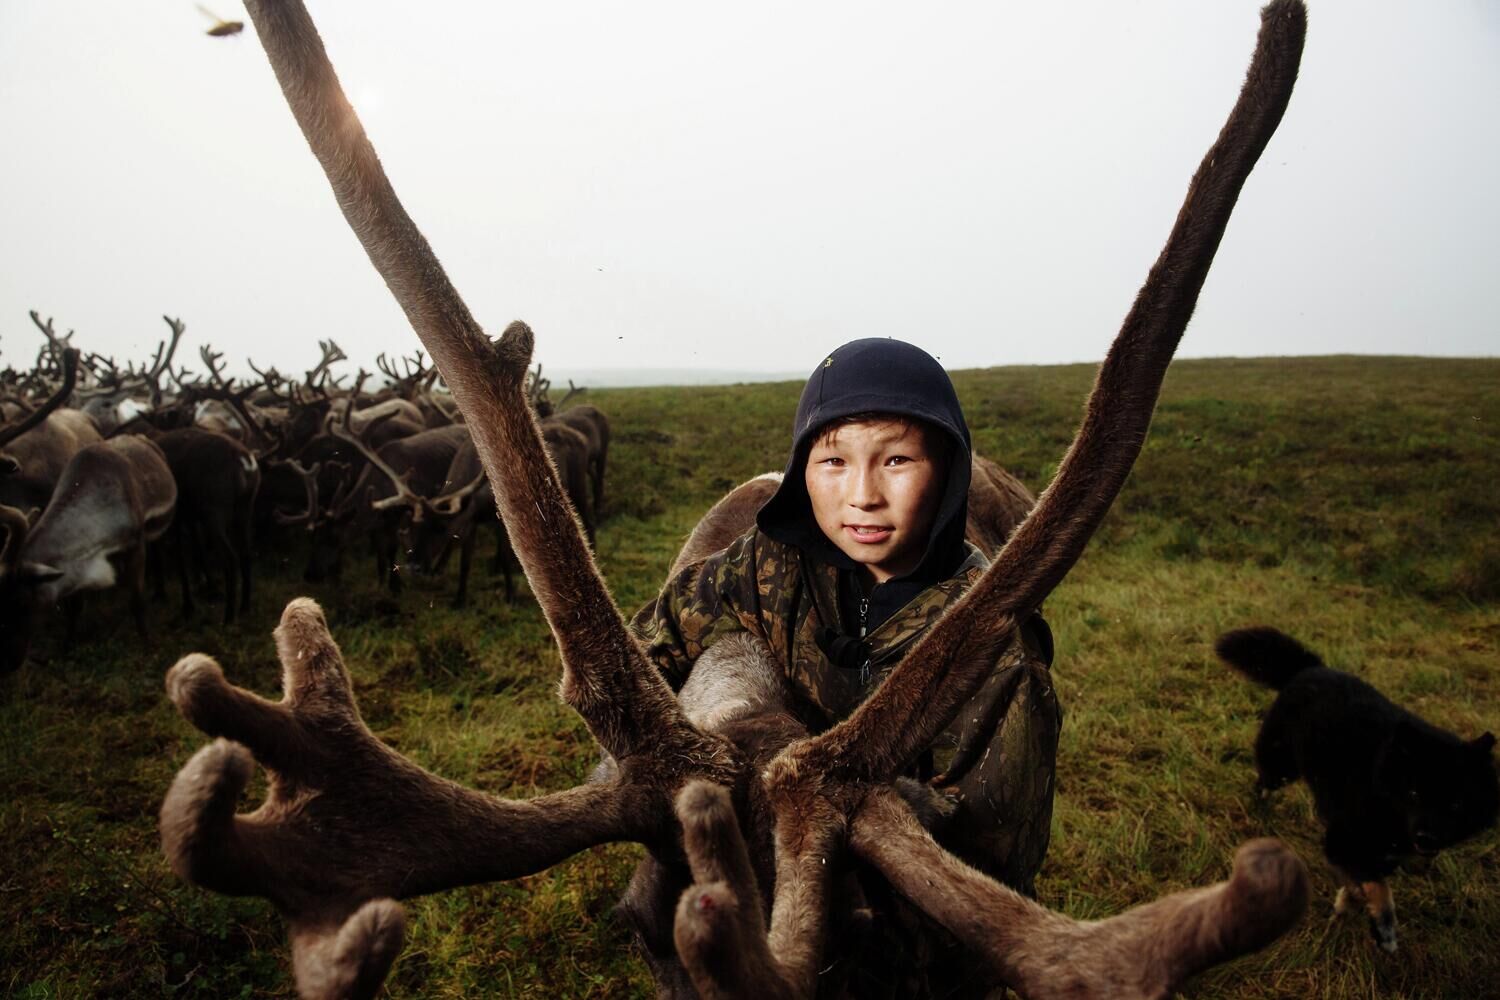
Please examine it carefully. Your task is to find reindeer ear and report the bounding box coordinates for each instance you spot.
[1475,732,1496,755]
[20,561,63,584]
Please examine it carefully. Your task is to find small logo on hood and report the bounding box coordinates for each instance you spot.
[823,357,833,368]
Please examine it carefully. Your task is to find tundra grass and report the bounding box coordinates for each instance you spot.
[2,355,1498,998]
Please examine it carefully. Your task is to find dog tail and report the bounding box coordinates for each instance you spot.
[1215,627,1324,690]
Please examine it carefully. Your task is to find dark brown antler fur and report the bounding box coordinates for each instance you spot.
[160,599,663,996]
[849,787,1308,1000]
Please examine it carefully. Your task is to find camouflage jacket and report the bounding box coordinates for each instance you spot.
[631,528,1061,893]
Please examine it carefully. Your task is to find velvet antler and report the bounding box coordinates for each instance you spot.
[160,600,662,997]
[850,787,1308,1000]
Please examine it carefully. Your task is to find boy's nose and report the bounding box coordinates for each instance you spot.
[848,468,882,508]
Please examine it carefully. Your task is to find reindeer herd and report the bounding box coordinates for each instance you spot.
[0,313,608,673]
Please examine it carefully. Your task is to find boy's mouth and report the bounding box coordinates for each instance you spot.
[845,525,893,544]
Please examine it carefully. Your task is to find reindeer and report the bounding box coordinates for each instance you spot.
[1,434,176,672]
[72,315,189,434]
[0,347,102,514]
[158,1,1308,997]
[304,399,470,592]
[411,420,595,608]
[153,427,261,623]
[531,371,611,516]
[548,403,609,515]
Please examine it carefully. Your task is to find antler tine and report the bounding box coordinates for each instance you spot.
[198,344,230,388]
[849,787,1308,999]
[272,459,323,526]
[326,398,434,521]
[305,338,347,390]
[374,351,401,385]
[427,468,486,517]
[27,311,76,380]
[556,379,584,410]
[82,351,119,388]
[288,901,407,1000]
[672,782,801,1000]
[0,347,80,450]
[248,359,281,387]
[27,311,70,349]
[149,317,188,402]
[793,0,1308,787]
[243,0,717,769]
[161,597,665,998]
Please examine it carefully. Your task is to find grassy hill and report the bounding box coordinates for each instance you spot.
[3,355,1497,998]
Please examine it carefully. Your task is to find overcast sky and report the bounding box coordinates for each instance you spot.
[0,1,1495,385]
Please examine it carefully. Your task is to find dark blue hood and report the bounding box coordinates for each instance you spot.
[756,338,973,585]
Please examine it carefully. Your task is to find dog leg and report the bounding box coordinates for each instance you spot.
[1331,871,1364,916]
[1252,725,1298,792]
[1361,880,1398,953]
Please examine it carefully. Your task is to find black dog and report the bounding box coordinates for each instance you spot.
[1217,626,1498,952]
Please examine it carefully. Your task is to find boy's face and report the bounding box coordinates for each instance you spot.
[804,417,946,584]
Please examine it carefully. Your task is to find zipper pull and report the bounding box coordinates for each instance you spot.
[858,597,870,638]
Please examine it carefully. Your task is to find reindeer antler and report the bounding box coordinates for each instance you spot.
[27,311,74,377]
[304,339,346,392]
[268,459,324,527]
[0,347,80,450]
[161,2,1312,996]
[161,599,655,998]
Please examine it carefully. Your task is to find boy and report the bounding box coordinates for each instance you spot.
[632,337,1060,924]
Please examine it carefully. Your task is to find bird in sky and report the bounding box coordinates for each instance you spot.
[195,4,244,37]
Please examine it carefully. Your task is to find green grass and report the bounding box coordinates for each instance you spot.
[3,355,1498,998]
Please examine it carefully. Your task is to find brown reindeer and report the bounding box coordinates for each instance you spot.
[154,427,261,623]
[549,404,610,515]
[304,420,470,591]
[0,348,101,514]
[158,1,1308,996]
[1,434,176,672]
[412,420,596,607]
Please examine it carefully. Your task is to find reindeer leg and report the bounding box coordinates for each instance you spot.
[851,787,1307,1000]
[237,504,255,615]
[128,533,150,644]
[173,521,196,621]
[212,521,237,625]
[453,518,475,609]
[149,531,168,601]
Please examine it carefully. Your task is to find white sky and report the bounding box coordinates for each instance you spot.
[0,1,1496,383]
